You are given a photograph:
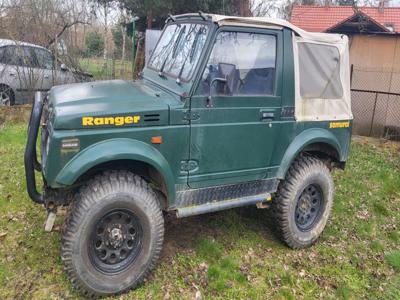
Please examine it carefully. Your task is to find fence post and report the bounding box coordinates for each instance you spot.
[369,92,379,136]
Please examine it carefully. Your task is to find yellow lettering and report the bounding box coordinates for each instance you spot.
[330,121,350,128]
[82,115,141,126]
[94,118,104,125]
[133,116,141,123]
[104,117,115,125]
[125,116,133,124]
[115,117,124,126]
[82,117,93,126]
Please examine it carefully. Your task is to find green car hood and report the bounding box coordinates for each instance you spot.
[48,80,175,130]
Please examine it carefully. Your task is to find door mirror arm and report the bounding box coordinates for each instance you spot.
[60,63,68,71]
[207,77,227,108]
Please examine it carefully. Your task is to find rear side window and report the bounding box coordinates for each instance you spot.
[298,43,343,99]
[33,48,53,70]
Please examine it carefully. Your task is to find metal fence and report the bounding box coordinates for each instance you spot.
[351,65,400,140]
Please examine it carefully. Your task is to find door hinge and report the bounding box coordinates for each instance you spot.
[180,160,198,172]
[183,111,200,121]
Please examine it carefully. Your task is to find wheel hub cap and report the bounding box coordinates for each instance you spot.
[109,227,124,249]
[295,184,324,231]
[89,209,143,274]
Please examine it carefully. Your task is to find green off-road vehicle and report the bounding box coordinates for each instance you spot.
[25,13,352,297]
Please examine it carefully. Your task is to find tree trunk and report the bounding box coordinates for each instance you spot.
[103,2,108,67]
[121,25,126,77]
[147,14,153,29]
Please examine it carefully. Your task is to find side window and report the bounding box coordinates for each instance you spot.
[2,46,22,66]
[298,42,343,99]
[33,48,54,70]
[3,46,35,67]
[197,31,276,96]
[0,47,6,64]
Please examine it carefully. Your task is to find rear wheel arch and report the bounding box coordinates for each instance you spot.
[277,130,343,179]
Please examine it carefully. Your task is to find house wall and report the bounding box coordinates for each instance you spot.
[348,34,400,137]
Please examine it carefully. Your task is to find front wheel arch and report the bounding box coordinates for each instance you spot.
[55,138,175,203]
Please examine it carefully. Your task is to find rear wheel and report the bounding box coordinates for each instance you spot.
[61,170,164,298]
[0,85,14,106]
[272,155,334,249]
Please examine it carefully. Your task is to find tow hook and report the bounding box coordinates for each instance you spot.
[45,211,57,232]
[44,202,57,232]
[256,194,273,209]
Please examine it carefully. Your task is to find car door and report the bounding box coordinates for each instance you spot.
[188,28,283,188]
[31,47,53,91]
[2,45,36,103]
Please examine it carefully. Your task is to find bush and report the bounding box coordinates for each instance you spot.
[85,31,104,57]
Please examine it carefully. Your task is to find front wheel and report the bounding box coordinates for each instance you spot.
[61,170,164,298]
[272,155,334,249]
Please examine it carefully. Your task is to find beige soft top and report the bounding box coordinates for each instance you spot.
[175,13,345,44]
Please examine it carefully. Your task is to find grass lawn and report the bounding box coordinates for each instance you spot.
[0,114,399,299]
[79,58,134,81]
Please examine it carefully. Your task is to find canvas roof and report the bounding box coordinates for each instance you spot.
[174,13,346,44]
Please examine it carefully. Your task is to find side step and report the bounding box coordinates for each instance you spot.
[175,193,272,218]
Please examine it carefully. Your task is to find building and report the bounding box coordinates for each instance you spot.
[291,5,400,138]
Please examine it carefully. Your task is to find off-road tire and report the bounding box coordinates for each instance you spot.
[272,155,334,249]
[61,170,164,298]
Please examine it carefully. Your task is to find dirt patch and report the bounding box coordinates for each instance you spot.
[0,105,32,127]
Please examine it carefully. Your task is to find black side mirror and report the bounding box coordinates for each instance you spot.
[207,77,226,108]
[206,63,236,108]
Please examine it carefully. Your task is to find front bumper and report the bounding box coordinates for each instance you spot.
[24,92,44,204]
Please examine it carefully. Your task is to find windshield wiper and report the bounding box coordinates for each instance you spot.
[158,25,185,77]
[176,27,203,84]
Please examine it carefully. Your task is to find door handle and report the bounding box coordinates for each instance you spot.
[9,73,16,77]
[261,111,274,121]
[44,75,49,79]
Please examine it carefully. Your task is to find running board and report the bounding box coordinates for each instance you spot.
[175,193,272,218]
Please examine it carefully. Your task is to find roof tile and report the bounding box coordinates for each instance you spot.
[291,6,400,33]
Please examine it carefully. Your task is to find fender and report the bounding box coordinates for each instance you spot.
[55,138,175,201]
[277,128,343,179]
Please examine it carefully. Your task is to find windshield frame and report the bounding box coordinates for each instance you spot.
[147,20,212,84]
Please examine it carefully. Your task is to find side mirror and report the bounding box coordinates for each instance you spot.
[60,63,68,71]
[207,77,227,108]
[206,63,236,108]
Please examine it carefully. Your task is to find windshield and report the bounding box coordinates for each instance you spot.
[148,22,209,81]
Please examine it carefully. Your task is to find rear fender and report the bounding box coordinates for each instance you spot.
[277,128,342,179]
[55,138,175,201]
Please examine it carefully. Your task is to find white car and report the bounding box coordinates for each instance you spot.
[0,39,92,105]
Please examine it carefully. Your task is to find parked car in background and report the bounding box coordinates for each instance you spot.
[0,39,92,106]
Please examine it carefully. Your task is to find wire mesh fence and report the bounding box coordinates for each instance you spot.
[351,65,400,140]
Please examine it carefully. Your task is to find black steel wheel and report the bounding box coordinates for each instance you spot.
[272,155,334,249]
[295,184,324,231]
[61,170,164,298]
[89,209,143,274]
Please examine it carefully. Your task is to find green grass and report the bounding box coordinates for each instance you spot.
[79,58,133,80]
[0,118,400,299]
